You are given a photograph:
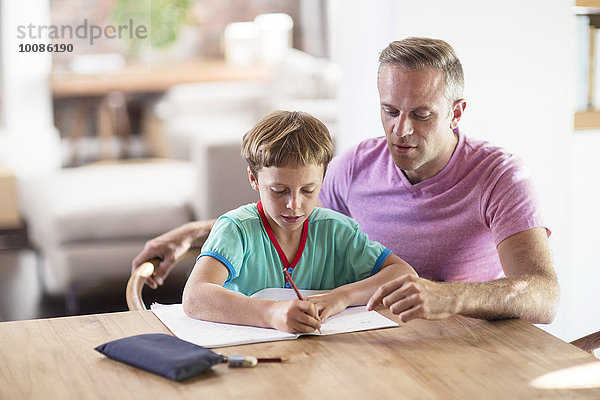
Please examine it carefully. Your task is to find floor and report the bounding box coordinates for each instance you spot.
[0,248,186,322]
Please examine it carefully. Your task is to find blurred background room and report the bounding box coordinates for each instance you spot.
[0,0,340,321]
[0,0,598,352]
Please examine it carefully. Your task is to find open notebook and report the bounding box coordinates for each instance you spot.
[151,288,398,348]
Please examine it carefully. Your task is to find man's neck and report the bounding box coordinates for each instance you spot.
[403,132,459,184]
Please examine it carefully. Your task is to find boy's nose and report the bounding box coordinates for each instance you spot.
[286,194,301,212]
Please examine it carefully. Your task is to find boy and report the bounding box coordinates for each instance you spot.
[182,111,416,333]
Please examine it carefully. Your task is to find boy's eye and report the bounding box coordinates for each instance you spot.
[302,189,315,195]
[271,189,286,195]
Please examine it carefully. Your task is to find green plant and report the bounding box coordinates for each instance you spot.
[112,0,194,53]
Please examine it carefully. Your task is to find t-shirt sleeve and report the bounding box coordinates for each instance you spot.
[319,149,353,217]
[198,216,245,285]
[341,224,392,282]
[483,155,549,246]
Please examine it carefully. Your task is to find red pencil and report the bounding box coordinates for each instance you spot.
[283,268,322,333]
[282,268,304,300]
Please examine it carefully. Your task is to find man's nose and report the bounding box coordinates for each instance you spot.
[392,114,413,138]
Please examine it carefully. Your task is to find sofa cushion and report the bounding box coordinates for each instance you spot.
[39,239,195,295]
[20,160,194,248]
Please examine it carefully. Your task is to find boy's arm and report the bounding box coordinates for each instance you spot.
[307,253,417,321]
[182,256,322,333]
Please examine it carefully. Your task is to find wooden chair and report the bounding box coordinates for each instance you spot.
[126,248,201,311]
[570,331,600,354]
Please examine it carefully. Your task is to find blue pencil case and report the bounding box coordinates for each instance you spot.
[95,333,225,381]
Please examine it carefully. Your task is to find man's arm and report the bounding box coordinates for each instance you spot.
[131,219,216,289]
[367,227,559,324]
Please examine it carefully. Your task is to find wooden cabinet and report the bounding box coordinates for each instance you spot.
[0,161,21,229]
[575,0,600,129]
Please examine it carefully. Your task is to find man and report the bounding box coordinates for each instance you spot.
[133,37,559,324]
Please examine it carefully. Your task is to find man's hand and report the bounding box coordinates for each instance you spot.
[131,233,187,289]
[366,275,456,322]
[131,220,215,289]
[267,300,322,333]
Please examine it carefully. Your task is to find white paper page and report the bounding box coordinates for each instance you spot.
[151,288,398,348]
[151,303,298,348]
[314,305,398,335]
[251,288,399,336]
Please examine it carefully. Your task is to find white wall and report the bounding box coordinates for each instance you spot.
[329,0,398,150]
[332,0,581,340]
[0,0,61,178]
[571,130,600,341]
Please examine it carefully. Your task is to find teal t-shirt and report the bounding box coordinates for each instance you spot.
[198,203,391,296]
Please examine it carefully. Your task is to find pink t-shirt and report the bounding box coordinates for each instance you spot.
[319,131,548,282]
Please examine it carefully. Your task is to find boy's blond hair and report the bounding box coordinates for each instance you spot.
[241,110,334,177]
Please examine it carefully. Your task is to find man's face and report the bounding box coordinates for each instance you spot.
[378,65,463,184]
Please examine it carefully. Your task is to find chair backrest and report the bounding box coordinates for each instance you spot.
[570,331,600,354]
[126,248,201,311]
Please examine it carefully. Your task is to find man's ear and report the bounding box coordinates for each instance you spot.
[247,167,259,191]
[450,99,467,129]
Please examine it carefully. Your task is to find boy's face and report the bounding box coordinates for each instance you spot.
[248,163,324,237]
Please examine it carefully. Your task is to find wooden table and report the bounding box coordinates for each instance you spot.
[1,310,599,399]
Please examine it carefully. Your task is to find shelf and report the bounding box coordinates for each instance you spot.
[575,0,600,20]
[576,0,600,8]
[574,110,600,129]
[51,59,271,98]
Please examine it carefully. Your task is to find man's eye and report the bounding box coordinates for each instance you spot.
[413,112,430,120]
[271,189,286,195]
[383,108,398,116]
[302,189,315,195]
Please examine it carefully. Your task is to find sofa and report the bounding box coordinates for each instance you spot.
[19,139,258,312]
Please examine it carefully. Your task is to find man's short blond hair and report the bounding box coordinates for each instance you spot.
[379,37,464,103]
[241,110,334,177]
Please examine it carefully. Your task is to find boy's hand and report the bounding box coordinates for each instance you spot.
[268,300,322,333]
[306,292,347,322]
